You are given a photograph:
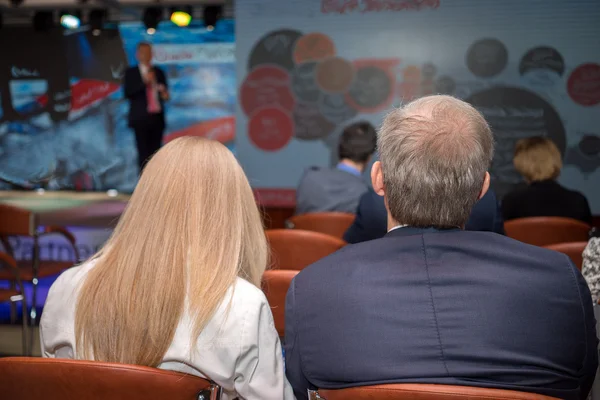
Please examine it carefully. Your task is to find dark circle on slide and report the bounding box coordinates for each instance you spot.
[467,87,566,154]
[422,63,437,80]
[318,93,358,124]
[348,66,392,110]
[466,38,508,78]
[291,62,321,103]
[579,135,600,157]
[435,76,456,95]
[293,101,335,141]
[519,46,564,76]
[248,29,303,72]
[467,87,566,197]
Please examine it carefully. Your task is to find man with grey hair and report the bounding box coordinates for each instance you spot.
[284,95,597,400]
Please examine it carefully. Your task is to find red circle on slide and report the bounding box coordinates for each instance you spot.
[248,107,294,151]
[567,63,600,106]
[240,65,296,116]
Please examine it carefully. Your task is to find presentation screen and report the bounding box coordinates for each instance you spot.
[0,21,235,192]
[236,0,600,210]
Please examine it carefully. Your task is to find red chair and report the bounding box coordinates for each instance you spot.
[544,241,588,270]
[313,383,559,399]
[0,204,79,353]
[262,269,299,337]
[287,212,356,239]
[504,217,590,247]
[0,357,222,400]
[266,229,346,270]
[0,251,27,355]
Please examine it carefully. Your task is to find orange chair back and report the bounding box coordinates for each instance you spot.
[504,217,590,247]
[316,384,559,399]
[262,269,299,337]
[0,357,222,400]
[267,229,346,270]
[545,241,588,270]
[0,204,35,236]
[288,212,356,239]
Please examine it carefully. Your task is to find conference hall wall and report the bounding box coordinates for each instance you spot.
[236,0,600,212]
[0,20,235,192]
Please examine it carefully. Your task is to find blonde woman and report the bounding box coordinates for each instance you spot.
[502,136,592,224]
[40,137,294,400]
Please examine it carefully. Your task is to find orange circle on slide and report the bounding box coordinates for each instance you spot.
[293,33,336,64]
[316,57,355,93]
[403,65,421,83]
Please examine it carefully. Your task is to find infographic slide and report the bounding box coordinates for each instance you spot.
[0,20,236,192]
[236,0,600,210]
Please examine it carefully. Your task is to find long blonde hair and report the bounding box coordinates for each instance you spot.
[74,137,267,366]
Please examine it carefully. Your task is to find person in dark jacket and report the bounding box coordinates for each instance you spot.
[295,122,377,215]
[344,187,504,244]
[123,42,169,172]
[502,136,592,224]
[285,95,598,400]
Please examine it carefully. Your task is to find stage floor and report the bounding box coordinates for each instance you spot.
[0,191,130,227]
[0,190,295,322]
[0,191,130,322]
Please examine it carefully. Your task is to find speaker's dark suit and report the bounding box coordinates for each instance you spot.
[285,227,598,400]
[344,189,504,244]
[123,65,167,170]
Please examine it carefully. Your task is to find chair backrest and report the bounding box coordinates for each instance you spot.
[262,269,299,337]
[266,229,346,270]
[316,384,559,399]
[504,217,590,247]
[0,357,222,400]
[0,204,35,236]
[287,212,356,239]
[0,250,20,281]
[544,241,588,270]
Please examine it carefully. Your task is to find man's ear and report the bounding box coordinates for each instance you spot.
[478,171,491,200]
[371,161,385,196]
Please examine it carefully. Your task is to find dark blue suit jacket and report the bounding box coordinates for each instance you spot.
[344,189,504,244]
[123,65,167,129]
[285,228,598,400]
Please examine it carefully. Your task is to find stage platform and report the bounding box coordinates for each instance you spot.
[0,191,131,323]
[0,190,295,323]
[0,191,130,228]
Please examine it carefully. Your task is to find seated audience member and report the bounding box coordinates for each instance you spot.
[344,187,504,244]
[295,121,377,214]
[285,96,597,400]
[582,232,600,304]
[502,136,592,224]
[41,137,294,400]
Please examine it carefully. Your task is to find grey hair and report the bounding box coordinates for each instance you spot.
[377,95,494,228]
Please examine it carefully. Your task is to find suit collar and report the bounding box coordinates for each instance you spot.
[385,226,461,238]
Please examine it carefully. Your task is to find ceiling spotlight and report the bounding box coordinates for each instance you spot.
[143,7,162,34]
[203,5,222,31]
[170,6,192,27]
[89,8,107,36]
[60,10,81,29]
[33,11,55,32]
